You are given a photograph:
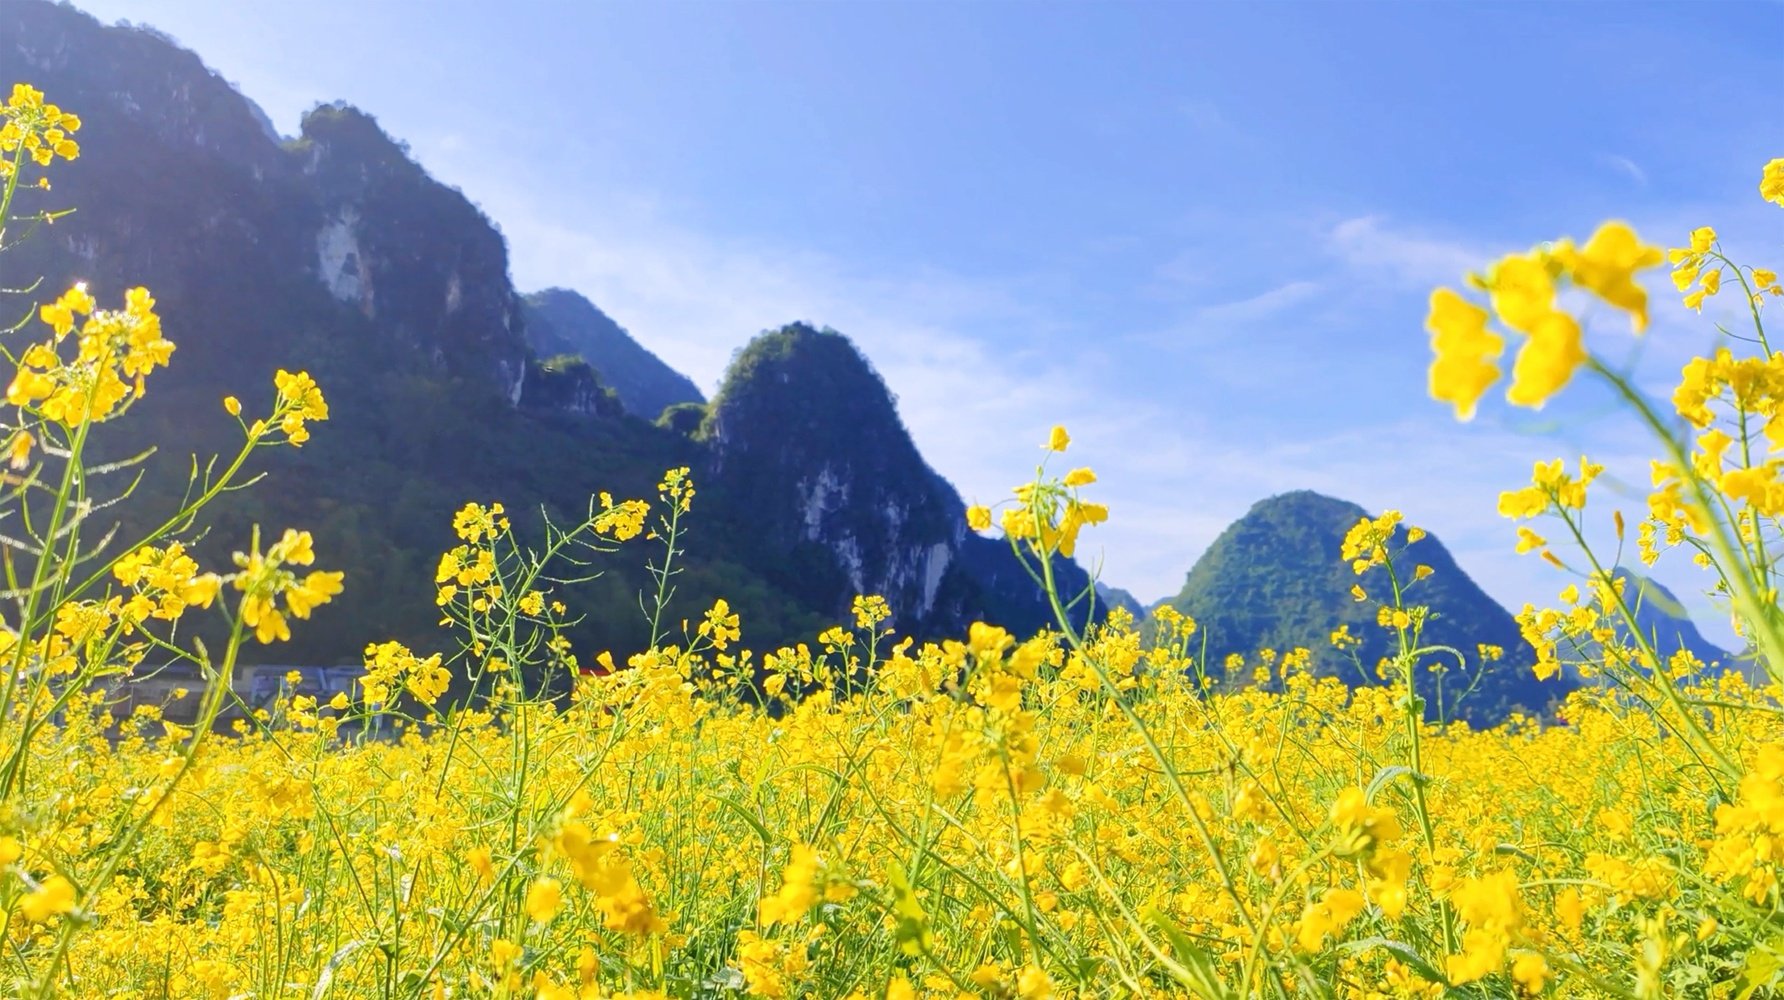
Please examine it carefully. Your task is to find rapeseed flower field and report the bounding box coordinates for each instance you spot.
[6,83,1784,999]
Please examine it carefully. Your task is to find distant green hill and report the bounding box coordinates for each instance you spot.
[522,289,705,421]
[1163,491,1573,723]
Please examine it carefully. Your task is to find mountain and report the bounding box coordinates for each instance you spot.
[701,323,1100,637]
[1095,583,1146,620]
[0,0,1087,665]
[303,103,534,402]
[1598,570,1734,673]
[522,289,705,421]
[1162,491,1571,723]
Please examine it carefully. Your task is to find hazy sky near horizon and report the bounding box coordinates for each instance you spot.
[65,0,1783,640]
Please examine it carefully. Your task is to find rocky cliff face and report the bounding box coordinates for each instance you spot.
[3,2,534,409]
[297,105,530,404]
[703,324,964,625]
[520,356,625,419]
[704,323,1096,637]
[8,4,286,178]
[0,1,746,664]
[3,1,315,390]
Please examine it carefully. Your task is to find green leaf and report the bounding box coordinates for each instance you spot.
[311,940,364,999]
[1366,765,1414,800]
[711,793,774,846]
[1146,908,1239,1000]
[1339,937,1448,987]
[887,860,933,958]
[1736,941,1784,1000]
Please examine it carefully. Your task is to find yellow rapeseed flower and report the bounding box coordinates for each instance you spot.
[1505,309,1586,408]
[760,844,820,926]
[1295,888,1366,952]
[19,875,77,923]
[272,369,328,445]
[1762,157,1784,206]
[1426,287,1503,421]
[525,877,563,923]
[699,598,742,650]
[1553,220,1663,332]
[966,504,992,531]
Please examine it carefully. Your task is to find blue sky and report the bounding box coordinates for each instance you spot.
[71,0,1783,640]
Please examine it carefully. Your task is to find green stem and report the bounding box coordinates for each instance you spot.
[1593,360,1784,704]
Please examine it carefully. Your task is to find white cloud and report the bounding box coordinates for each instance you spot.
[1176,97,1228,135]
[1151,248,1215,293]
[1327,215,1494,289]
[1191,280,1323,328]
[1600,153,1649,187]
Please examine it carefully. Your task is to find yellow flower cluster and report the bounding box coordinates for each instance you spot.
[231,528,344,643]
[595,491,650,540]
[0,83,79,180]
[977,427,1109,560]
[1706,745,1784,904]
[1497,456,1603,520]
[852,593,892,630]
[658,465,696,513]
[1426,222,1662,420]
[269,368,329,444]
[360,639,450,706]
[7,284,174,424]
[1339,508,1409,574]
[1764,158,1784,207]
[111,542,223,622]
[546,793,667,938]
[699,597,742,650]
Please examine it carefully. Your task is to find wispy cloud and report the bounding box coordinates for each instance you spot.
[1192,280,1323,327]
[1150,248,1216,294]
[1600,153,1649,187]
[1176,97,1228,134]
[1327,215,1494,288]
